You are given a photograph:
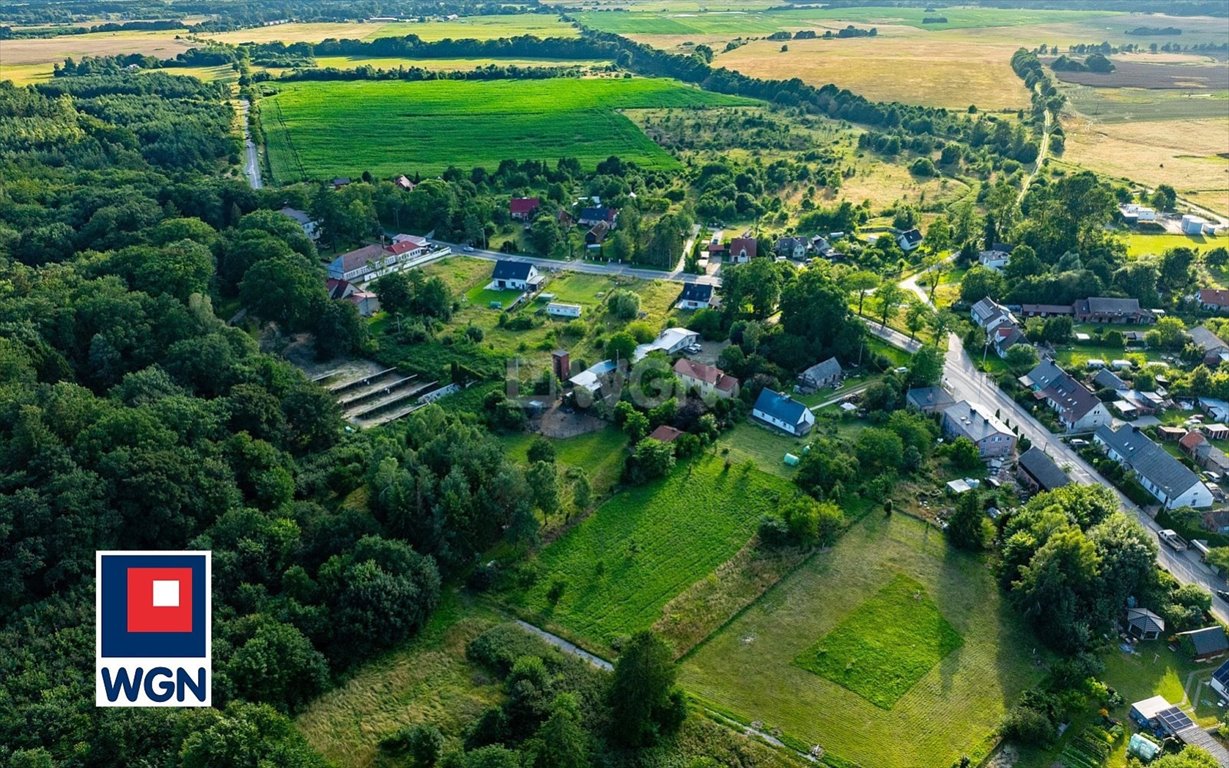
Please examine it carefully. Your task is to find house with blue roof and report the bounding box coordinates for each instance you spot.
[752,389,814,436]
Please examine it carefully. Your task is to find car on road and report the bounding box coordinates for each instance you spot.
[462,245,473,252]
[1217,590,1229,602]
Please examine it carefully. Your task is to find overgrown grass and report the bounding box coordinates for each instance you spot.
[500,427,628,499]
[261,77,754,180]
[502,453,796,653]
[680,512,1045,768]
[793,573,963,709]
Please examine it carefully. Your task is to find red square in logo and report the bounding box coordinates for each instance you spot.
[126,568,193,633]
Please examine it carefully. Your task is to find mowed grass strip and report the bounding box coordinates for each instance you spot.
[507,454,795,652]
[793,573,963,709]
[261,78,754,180]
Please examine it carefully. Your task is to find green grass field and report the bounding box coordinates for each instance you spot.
[502,453,795,653]
[261,77,754,181]
[205,15,579,45]
[1125,231,1214,258]
[501,427,628,499]
[681,512,1045,768]
[312,55,611,72]
[793,573,964,709]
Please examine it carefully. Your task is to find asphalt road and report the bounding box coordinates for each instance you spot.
[239,99,262,190]
[430,240,722,286]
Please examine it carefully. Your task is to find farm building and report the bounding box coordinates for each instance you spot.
[676,283,714,310]
[1177,626,1229,661]
[1198,288,1229,313]
[1073,297,1155,324]
[546,303,582,318]
[906,386,956,415]
[1125,608,1165,640]
[729,237,757,263]
[490,260,543,291]
[895,228,923,252]
[395,175,415,191]
[941,400,1015,458]
[1200,397,1229,422]
[752,389,815,436]
[797,357,843,392]
[674,358,739,399]
[1094,424,1213,510]
[1157,426,1187,442]
[1179,431,1229,474]
[1016,447,1070,494]
[1019,303,1074,318]
[1181,214,1208,235]
[509,197,541,222]
[634,327,699,361]
[585,221,610,247]
[1118,203,1157,224]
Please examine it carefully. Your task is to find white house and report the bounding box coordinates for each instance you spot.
[978,247,1012,271]
[729,237,757,263]
[1119,203,1157,224]
[546,302,582,318]
[491,260,543,291]
[676,283,714,310]
[752,388,815,436]
[942,400,1016,458]
[970,297,1017,333]
[327,236,431,283]
[1094,424,1213,509]
[896,228,923,252]
[633,327,699,361]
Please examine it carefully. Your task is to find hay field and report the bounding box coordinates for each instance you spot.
[0,30,193,68]
[1060,115,1229,215]
[203,15,578,45]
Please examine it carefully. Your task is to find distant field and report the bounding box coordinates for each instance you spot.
[502,453,794,653]
[0,29,193,68]
[1052,59,1229,90]
[312,55,611,71]
[1063,83,1229,122]
[260,77,754,181]
[203,15,578,45]
[681,512,1044,768]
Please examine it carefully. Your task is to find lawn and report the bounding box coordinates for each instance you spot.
[501,453,795,654]
[500,426,628,499]
[260,77,755,181]
[680,512,1045,768]
[793,573,964,709]
[714,420,807,479]
[1125,231,1215,259]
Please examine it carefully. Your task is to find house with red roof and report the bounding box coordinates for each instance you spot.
[509,197,541,222]
[1200,288,1229,313]
[674,358,739,399]
[729,237,757,263]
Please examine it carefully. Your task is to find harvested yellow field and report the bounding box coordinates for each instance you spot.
[1061,115,1229,216]
[0,62,53,85]
[714,31,1030,110]
[0,31,194,67]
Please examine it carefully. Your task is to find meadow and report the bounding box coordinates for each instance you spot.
[0,29,194,85]
[203,15,579,45]
[259,77,754,181]
[312,55,611,72]
[502,453,796,654]
[501,427,629,500]
[680,512,1045,768]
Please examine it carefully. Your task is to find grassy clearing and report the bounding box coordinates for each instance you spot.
[502,453,795,654]
[793,573,964,709]
[205,15,579,45]
[261,77,753,181]
[500,427,628,499]
[714,420,806,479]
[1125,231,1215,258]
[681,512,1044,768]
[312,55,611,72]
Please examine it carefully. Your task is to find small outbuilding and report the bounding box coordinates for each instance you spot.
[1125,607,1165,640]
[1177,625,1229,661]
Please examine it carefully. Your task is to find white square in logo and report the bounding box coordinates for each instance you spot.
[152,580,180,608]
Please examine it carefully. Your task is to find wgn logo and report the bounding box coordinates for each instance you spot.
[96,551,211,707]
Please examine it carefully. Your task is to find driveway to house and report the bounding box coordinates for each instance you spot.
[430,240,722,287]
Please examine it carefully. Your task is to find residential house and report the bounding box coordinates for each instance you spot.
[585,221,610,247]
[797,357,843,392]
[578,206,618,228]
[509,197,541,222]
[1180,431,1229,474]
[1128,694,1229,763]
[752,388,815,436]
[674,358,739,399]
[1198,288,1229,313]
[568,359,617,399]
[1092,368,1128,393]
[633,327,699,361]
[1125,608,1165,640]
[1017,446,1070,494]
[676,283,714,311]
[1040,372,1112,432]
[1094,424,1213,509]
[896,228,923,252]
[990,323,1027,357]
[546,303,582,319]
[729,237,757,263]
[647,425,683,444]
[278,207,320,240]
[1073,297,1155,324]
[327,236,430,283]
[977,243,1013,270]
[1019,359,1066,392]
[1190,325,1229,366]
[326,278,380,317]
[1019,303,1074,319]
[1181,214,1208,235]
[490,260,543,292]
[906,386,956,414]
[775,236,808,260]
[1213,659,1229,699]
[810,236,838,259]
[970,297,1017,333]
[1177,626,1229,661]
[941,400,1016,458]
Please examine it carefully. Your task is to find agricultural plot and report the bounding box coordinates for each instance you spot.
[502,454,795,653]
[203,15,579,45]
[312,55,611,72]
[0,29,193,71]
[681,513,1044,768]
[1051,59,1229,90]
[792,574,963,709]
[259,77,754,181]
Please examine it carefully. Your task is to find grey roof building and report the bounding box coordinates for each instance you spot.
[1094,424,1213,509]
[1017,447,1070,493]
[906,386,956,414]
[1092,368,1127,392]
